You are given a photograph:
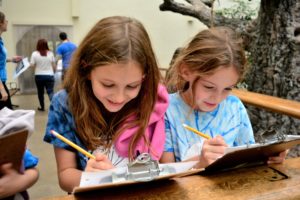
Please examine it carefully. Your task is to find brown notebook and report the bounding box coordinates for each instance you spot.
[0,129,28,174]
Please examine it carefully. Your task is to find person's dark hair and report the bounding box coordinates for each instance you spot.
[165,47,183,92]
[36,39,49,56]
[59,32,68,40]
[169,47,183,67]
[0,11,5,23]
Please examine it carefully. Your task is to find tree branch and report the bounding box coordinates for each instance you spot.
[159,0,248,29]
[159,0,255,50]
[160,0,212,25]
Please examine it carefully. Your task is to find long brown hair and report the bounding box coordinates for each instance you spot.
[36,39,49,56]
[167,27,247,93]
[64,16,160,159]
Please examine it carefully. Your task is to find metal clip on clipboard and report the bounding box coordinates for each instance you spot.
[112,153,175,183]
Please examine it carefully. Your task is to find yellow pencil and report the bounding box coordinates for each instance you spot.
[182,124,211,139]
[50,130,96,159]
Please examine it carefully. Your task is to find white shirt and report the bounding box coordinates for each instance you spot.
[93,146,129,167]
[30,51,55,75]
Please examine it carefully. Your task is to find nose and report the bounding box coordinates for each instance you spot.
[211,91,225,103]
[112,89,126,103]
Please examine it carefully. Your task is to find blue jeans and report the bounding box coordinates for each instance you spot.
[35,75,54,109]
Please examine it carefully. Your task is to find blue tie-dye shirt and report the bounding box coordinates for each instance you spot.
[43,90,89,170]
[164,92,255,162]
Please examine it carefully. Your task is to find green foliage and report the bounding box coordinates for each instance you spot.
[216,0,259,20]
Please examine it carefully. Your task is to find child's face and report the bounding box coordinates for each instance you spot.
[188,66,239,112]
[90,61,144,112]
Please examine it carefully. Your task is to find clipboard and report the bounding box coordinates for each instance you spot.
[73,153,203,194]
[13,57,30,79]
[204,135,300,173]
[0,129,28,174]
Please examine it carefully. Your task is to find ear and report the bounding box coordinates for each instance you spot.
[179,63,193,81]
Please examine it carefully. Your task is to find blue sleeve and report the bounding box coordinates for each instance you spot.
[164,114,174,152]
[56,45,62,56]
[43,91,89,170]
[43,91,79,152]
[23,149,39,169]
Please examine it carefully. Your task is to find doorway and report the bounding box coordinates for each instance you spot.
[14,25,73,93]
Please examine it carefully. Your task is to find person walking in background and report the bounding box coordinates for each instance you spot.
[56,32,77,81]
[0,11,22,110]
[30,39,56,111]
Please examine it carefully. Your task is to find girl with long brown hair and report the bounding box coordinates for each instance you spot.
[44,16,168,192]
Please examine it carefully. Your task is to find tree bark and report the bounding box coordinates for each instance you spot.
[244,0,300,157]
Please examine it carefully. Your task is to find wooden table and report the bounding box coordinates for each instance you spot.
[43,157,300,200]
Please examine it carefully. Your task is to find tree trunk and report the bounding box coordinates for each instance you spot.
[244,0,300,157]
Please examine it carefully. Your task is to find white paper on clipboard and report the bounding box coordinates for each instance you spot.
[73,160,202,194]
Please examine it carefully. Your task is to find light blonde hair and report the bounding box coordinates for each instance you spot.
[64,16,161,159]
[167,27,247,93]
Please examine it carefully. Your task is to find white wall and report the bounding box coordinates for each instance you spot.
[1,0,206,82]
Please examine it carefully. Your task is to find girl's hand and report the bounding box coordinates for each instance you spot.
[12,56,22,63]
[85,153,114,172]
[199,135,228,168]
[0,163,21,198]
[0,89,8,101]
[267,150,288,164]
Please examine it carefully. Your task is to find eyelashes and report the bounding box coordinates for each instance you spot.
[225,87,233,91]
[202,84,234,91]
[102,84,114,88]
[101,83,141,89]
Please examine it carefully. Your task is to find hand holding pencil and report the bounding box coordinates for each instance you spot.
[201,135,228,166]
[182,124,227,168]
